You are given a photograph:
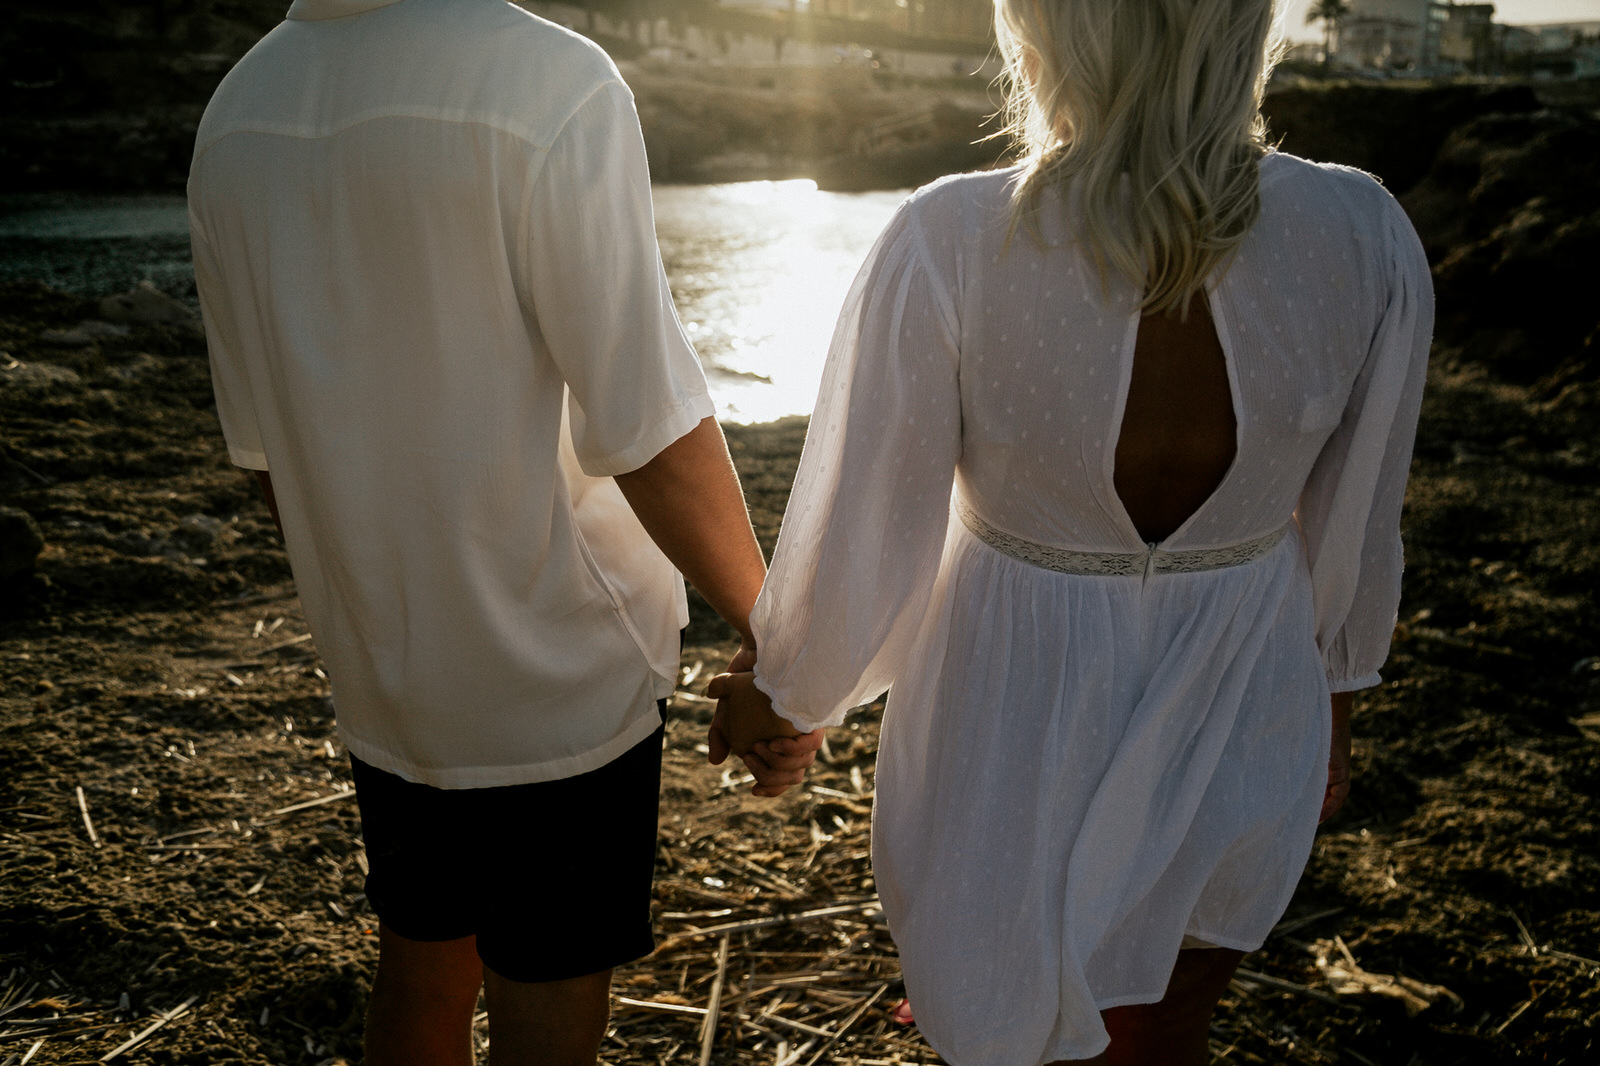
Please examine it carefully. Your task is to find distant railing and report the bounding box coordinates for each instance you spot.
[851,110,938,156]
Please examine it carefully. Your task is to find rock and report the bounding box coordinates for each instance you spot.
[0,360,82,393]
[39,319,132,347]
[173,514,234,556]
[1402,110,1600,260]
[0,506,45,581]
[98,280,199,331]
[0,449,41,500]
[39,327,98,348]
[108,352,166,383]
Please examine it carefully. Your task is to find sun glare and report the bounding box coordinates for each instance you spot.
[653,181,904,424]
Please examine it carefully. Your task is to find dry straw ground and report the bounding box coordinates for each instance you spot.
[1,273,1596,1066]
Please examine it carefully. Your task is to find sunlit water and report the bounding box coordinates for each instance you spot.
[0,193,200,302]
[0,181,906,424]
[652,180,905,423]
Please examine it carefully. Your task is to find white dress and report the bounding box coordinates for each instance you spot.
[748,153,1432,1065]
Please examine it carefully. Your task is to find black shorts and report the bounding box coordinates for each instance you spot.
[349,710,664,984]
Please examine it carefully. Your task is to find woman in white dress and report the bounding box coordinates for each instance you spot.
[711,1,1432,1062]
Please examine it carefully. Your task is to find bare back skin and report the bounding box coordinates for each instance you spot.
[1113,299,1237,544]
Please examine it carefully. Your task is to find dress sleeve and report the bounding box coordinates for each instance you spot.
[1297,195,1433,691]
[522,79,713,477]
[750,199,963,732]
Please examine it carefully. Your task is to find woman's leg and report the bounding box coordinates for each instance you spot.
[1051,948,1246,1066]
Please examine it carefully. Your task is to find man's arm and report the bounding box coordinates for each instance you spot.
[613,416,821,792]
[612,416,767,654]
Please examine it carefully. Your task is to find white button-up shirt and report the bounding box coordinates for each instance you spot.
[190,0,711,786]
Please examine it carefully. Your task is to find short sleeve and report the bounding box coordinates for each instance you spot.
[522,80,713,477]
[751,199,963,731]
[1297,194,1433,691]
[191,218,269,470]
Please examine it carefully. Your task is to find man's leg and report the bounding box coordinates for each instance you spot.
[365,923,483,1066]
[475,719,665,1065]
[482,965,613,1066]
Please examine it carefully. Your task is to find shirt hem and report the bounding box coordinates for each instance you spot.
[338,703,664,789]
[228,446,269,470]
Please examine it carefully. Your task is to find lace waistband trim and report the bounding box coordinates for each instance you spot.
[957,500,1291,578]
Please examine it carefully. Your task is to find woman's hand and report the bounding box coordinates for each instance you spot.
[1320,691,1354,823]
[706,671,824,797]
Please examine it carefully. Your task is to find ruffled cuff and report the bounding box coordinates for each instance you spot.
[750,671,843,734]
[1327,672,1382,693]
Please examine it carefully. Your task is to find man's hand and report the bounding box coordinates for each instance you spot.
[726,639,757,675]
[1320,691,1354,823]
[706,671,824,797]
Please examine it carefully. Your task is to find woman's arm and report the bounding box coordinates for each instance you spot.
[1297,194,1433,691]
[1320,691,1354,823]
[746,198,963,734]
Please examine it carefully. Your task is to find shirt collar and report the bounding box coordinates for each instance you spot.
[286,0,407,20]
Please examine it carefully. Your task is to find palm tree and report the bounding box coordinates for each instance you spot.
[1306,0,1352,69]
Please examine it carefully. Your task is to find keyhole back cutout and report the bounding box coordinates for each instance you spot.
[1112,298,1238,544]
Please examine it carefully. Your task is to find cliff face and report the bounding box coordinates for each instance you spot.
[1402,108,1600,387]
[622,61,1006,189]
[2,0,284,190]
[1261,83,1545,196]
[1262,81,1600,391]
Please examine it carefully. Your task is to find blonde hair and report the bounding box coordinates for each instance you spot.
[996,0,1283,314]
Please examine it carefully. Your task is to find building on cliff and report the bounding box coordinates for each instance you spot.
[1338,0,1447,72]
[1437,3,1495,73]
[1330,2,1599,78]
[513,0,997,77]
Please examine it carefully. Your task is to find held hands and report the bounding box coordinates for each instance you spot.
[706,671,823,797]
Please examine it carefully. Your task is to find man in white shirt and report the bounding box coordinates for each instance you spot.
[189,1,816,1062]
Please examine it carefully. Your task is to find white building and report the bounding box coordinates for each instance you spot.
[1340,0,1448,71]
[1437,2,1494,72]
[513,1,997,77]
